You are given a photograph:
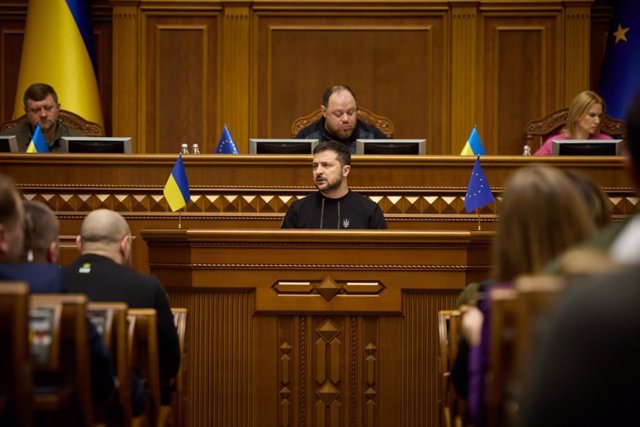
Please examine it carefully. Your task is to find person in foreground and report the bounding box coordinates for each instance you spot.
[63,208,180,403]
[295,84,388,153]
[520,92,640,427]
[281,140,387,229]
[0,174,115,407]
[534,90,613,156]
[0,82,81,152]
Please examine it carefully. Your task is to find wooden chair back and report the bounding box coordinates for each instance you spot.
[0,282,32,427]
[128,308,171,427]
[290,106,395,138]
[88,302,133,427]
[437,309,463,427]
[170,308,188,427]
[524,108,626,149]
[29,294,94,426]
[1,109,104,137]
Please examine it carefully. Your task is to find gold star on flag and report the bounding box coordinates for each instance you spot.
[613,24,630,44]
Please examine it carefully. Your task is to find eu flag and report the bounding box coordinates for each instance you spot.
[465,157,495,213]
[599,0,640,120]
[163,155,190,212]
[215,125,239,154]
[14,0,103,128]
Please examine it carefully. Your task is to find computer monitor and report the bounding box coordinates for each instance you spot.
[356,139,426,155]
[0,135,19,152]
[60,137,132,154]
[551,139,623,156]
[249,139,319,154]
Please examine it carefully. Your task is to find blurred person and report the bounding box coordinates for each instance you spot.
[281,140,387,229]
[22,200,60,263]
[534,90,613,156]
[295,84,388,153]
[0,82,81,152]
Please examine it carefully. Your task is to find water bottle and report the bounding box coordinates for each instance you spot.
[180,143,189,155]
[192,143,201,154]
[522,144,531,156]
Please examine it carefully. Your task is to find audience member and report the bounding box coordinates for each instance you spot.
[563,169,611,229]
[0,174,115,404]
[453,165,597,426]
[281,140,387,229]
[295,84,388,153]
[0,82,81,152]
[534,90,612,156]
[22,200,60,263]
[62,208,180,403]
[521,91,640,427]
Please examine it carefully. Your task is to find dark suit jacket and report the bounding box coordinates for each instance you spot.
[63,254,180,386]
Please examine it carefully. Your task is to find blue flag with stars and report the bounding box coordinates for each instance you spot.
[215,125,239,154]
[465,156,494,213]
[599,0,640,119]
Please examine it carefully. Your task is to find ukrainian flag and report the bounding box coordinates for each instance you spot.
[26,124,49,153]
[460,127,486,156]
[13,0,103,128]
[163,156,190,212]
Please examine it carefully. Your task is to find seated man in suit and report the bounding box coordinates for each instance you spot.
[295,84,388,153]
[63,208,181,403]
[0,174,115,404]
[0,82,81,152]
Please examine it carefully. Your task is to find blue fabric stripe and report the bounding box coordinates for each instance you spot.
[64,0,98,75]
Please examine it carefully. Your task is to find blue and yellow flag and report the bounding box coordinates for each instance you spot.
[13,0,103,128]
[215,125,239,154]
[163,156,190,212]
[599,0,640,120]
[26,124,48,153]
[464,157,494,213]
[460,127,486,156]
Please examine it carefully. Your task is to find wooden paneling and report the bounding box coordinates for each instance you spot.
[480,13,560,154]
[253,11,448,152]
[143,14,220,153]
[144,229,487,426]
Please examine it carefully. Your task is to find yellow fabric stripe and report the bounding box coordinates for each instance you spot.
[164,175,187,212]
[460,142,474,156]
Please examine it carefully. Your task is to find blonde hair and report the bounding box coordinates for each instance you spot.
[493,165,597,283]
[565,90,606,137]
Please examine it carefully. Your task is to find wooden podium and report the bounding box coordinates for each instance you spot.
[143,229,492,427]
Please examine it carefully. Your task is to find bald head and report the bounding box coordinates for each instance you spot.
[79,209,131,264]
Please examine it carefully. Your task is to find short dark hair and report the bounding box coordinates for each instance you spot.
[322,84,358,108]
[23,200,59,262]
[0,174,20,230]
[23,83,58,107]
[627,91,640,175]
[313,140,351,166]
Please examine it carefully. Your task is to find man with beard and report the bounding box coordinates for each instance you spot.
[0,82,81,151]
[281,140,387,229]
[295,85,388,153]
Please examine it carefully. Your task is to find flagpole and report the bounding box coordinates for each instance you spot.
[476,209,481,231]
[178,209,182,229]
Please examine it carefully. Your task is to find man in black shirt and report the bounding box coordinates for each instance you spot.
[281,140,387,229]
[295,84,387,153]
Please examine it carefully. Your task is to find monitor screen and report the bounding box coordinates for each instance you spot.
[551,139,623,156]
[60,137,132,154]
[249,139,319,154]
[356,139,426,155]
[0,135,19,153]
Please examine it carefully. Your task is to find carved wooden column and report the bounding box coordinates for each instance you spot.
[563,0,593,102]
[109,0,140,150]
[449,1,479,154]
[221,1,251,153]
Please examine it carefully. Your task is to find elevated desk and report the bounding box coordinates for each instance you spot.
[0,154,634,273]
[143,229,492,427]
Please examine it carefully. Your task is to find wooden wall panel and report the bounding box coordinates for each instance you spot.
[480,14,560,154]
[253,12,448,152]
[142,14,219,153]
[0,22,23,122]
